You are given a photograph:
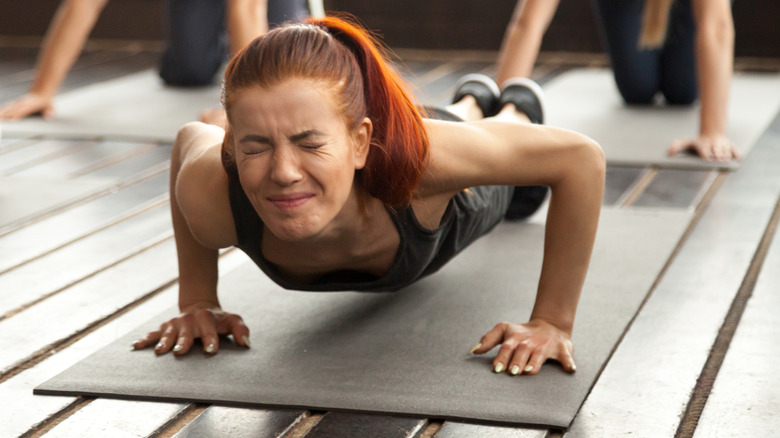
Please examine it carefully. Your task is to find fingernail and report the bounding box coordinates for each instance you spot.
[494,362,505,373]
[173,344,183,353]
[155,342,164,350]
[570,363,577,372]
[524,365,534,373]
[510,365,520,375]
[205,344,216,354]
[130,342,137,350]
[242,335,251,349]
[468,343,482,354]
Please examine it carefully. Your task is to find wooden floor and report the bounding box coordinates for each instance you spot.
[1,44,780,437]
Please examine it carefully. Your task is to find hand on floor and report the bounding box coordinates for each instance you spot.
[668,134,740,162]
[0,93,55,120]
[469,319,576,375]
[132,305,250,356]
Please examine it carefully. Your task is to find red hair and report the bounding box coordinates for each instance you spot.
[221,16,429,207]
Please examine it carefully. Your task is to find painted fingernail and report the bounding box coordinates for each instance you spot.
[242,335,251,349]
[155,342,165,350]
[468,343,482,354]
[510,365,520,375]
[173,344,183,353]
[524,365,534,373]
[570,363,577,372]
[205,344,216,354]
[494,362,505,373]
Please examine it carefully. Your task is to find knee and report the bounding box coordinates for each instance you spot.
[663,88,698,105]
[618,84,658,105]
[159,57,221,87]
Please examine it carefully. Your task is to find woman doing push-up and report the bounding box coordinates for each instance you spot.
[132,16,605,376]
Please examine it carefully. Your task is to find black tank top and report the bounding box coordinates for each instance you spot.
[228,180,512,292]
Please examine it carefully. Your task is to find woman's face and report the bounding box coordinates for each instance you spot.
[229,78,371,242]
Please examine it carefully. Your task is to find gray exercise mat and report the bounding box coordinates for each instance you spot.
[1,71,222,142]
[0,176,107,230]
[35,208,691,428]
[542,69,780,169]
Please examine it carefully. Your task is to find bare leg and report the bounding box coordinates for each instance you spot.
[492,102,532,124]
[443,95,485,122]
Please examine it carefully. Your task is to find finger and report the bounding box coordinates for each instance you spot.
[731,146,741,160]
[522,349,547,375]
[172,323,195,355]
[132,330,162,350]
[507,341,533,376]
[493,340,519,374]
[559,348,577,373]
[155,324,178,354]
[667,139,690,156]
[469,323,508,355]
[226,315,251,348]
[194,309,219,354]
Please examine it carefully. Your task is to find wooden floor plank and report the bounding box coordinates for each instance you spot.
[603,166,644,206]
[303,412,427,438]
[0,238,178,373]
[566,107,780,437]
[0,172,168,273]
[0,202,172,317]
[0,251,247,438]
[42,399,188,438]
[172,406,306,438]
[0,139,96,176]
[693,199,780,436]
[79,145,171,181]
[633,168,717,210]
[435,421,547,438]
[11,140,147,179]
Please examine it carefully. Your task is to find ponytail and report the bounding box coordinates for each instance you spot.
[639,0,675,49]
[313,16,429,206]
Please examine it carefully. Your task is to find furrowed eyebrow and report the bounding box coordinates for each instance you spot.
[289,130,325,142]
[239,134,272,145]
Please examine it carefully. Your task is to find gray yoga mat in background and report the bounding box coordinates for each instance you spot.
[35,208,691,428]
[542,69,780,169]
[1,71,222,143]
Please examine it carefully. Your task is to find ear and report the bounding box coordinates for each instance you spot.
[352,117,372,170]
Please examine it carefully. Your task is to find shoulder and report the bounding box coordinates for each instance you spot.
[174,122,237,249]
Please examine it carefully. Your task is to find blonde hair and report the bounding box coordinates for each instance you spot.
[639,0,675,49]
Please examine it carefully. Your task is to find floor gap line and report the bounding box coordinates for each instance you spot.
[675,192,780,438]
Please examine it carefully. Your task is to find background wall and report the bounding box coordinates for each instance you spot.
[0,0,777,58]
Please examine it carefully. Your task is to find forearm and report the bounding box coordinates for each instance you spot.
[693,0,734,138]
[495,0,561,84]
[30,0,108,98]
[530,143,604,334]
[226,0,268,54]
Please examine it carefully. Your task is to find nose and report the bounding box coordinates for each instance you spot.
[270,145,303,186]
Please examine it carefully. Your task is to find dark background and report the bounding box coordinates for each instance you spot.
[1,0,777,57]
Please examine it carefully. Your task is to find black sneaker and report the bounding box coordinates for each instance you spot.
[452,74,500,118]
[499,78,549,220]
[498,77,545,124]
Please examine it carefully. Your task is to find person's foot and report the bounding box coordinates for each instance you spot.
[498,77,545,124]
[452,74,500,118]
[499,78,549,221]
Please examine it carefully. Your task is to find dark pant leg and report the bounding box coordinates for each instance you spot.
[659,0,698,104]
[268,0,309,28]
[592,0,662,104]
[159,0,227,87]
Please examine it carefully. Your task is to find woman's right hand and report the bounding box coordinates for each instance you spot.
[132,305,250,356]
[0,93,55,120]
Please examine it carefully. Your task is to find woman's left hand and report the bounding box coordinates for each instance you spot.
[469,319,576,375]
[667,134,740,162]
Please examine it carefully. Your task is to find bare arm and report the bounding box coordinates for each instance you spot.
[495,0,561,85]
[668,0,736,161]
[226,0,269,53]
[424,118,605,374]
[0,0,108,119]
[133,123,249,355]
